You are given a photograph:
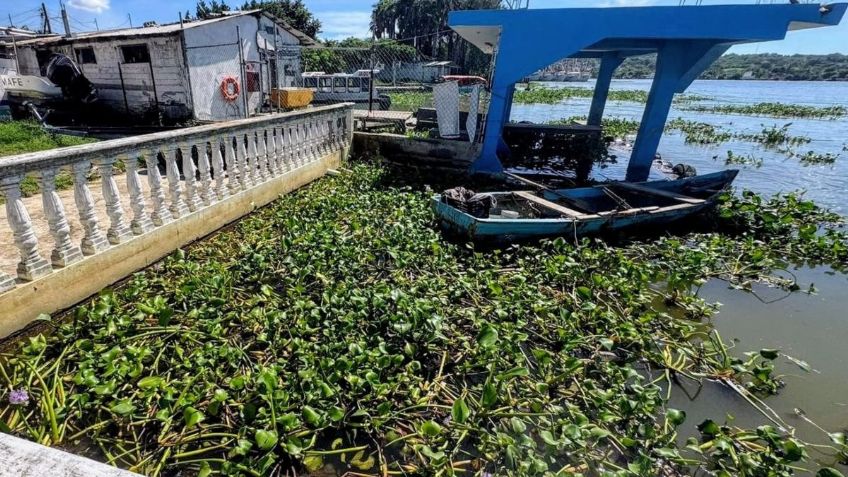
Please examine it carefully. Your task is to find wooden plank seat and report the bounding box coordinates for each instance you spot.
[608,182,706,204]
[513,191,599,219]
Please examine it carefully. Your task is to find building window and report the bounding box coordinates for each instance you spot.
[74,47,97,64]
[121,44,150,64]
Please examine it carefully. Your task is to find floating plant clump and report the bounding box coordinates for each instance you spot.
[1,164,847,476]
[684,102,847,120]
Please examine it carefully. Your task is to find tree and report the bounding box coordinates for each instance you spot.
[370,0,500,74]
[196,0,231,19]
[240,0,321,39]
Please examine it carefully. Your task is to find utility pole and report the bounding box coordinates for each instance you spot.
[8,13,13,27]
[94,18,99,31]
[61,2,71,37]
[128,13,132,28]
[41,3,53,33]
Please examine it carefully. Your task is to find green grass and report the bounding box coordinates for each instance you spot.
[0,121,94,157]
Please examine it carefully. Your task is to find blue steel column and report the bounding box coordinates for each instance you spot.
[626,42,698,182]
[474,82,513,173]
[588,53,624,126]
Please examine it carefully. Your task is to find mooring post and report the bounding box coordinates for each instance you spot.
[588,52,624,127]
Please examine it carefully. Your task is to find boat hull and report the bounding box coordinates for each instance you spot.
[434,170,738,243]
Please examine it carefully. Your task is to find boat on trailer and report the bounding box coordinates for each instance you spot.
[433,170,739,242]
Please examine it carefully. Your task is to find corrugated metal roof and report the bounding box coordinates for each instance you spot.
[15,10,316,47]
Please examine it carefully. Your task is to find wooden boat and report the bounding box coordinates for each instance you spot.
[433,170,739,242]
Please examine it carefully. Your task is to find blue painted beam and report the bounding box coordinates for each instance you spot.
[627,41,718,182]
[588,53,624,127]
[449,3,847,175]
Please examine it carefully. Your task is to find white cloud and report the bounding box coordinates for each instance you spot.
[67,0,111,14]
[317,11,372,41]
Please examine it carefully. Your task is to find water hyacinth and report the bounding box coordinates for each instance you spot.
[0,163,846,476]
[7,389,29,405]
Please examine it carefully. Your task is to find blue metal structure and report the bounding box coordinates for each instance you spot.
[448,4,847,180]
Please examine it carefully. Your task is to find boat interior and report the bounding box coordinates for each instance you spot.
[487,182,711,220]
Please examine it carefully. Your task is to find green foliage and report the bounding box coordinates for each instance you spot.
[720,151,764,168]
[1,164,846,475]
[240,0,320,39]
[303,39,416,74]
[549,116,640,140]
[793,150,840,166]
[666,118,733,145]
[387,91,433,111]
[685,102,847,120]
[195,0,231,19]
[514,85,650,104]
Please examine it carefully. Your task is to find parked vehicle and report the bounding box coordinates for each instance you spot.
[301,71,391,110]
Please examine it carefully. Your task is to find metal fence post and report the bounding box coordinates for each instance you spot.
[368,42,375,114]
[117,62,130,115]
[237,26,248,119]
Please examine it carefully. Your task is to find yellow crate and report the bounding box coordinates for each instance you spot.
[271,88,314,109]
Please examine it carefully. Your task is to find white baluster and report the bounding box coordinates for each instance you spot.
[93,156,132,245]
[286,125,295,170]
[166,144,189,219]
[72,161,110,255]
[305,120,315,161]
[0,272,13,293]
[238,134,251,189]
[295,121,305,166]
[255,131,269,182]
[124,154,155,235]
[322,117,331,156]
[266,128,278,176]
[247,132,260,184]
[211,138,228,200]
[0,175,52,281]
[37,168,83,267]
[226,136,242,194]
[333,116,343,151]
[181,143,202,212]
[280,127,290,172]
[143,148,172,226]
[196,141,213,206]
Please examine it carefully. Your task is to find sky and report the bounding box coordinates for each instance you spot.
[3,0,848,55]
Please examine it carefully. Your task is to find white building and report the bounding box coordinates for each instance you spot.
[13,10,316,123]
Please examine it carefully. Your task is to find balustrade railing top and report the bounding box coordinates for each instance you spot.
[0,103,354,298]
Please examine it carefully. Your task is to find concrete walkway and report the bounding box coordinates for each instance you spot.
[0,433,140,477]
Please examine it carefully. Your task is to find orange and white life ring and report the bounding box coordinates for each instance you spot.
[220,76,240,102]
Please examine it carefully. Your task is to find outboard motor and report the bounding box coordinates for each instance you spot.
[45,53,98,104]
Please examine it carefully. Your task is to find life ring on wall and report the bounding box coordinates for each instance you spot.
[220,76,240,102]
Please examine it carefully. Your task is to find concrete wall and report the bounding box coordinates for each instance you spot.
[353,132,477,171]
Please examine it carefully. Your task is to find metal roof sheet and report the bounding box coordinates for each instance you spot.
[15,10,316,47]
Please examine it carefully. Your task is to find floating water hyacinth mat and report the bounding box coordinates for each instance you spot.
[1,163,848,477]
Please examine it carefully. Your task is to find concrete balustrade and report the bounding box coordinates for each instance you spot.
[0,103,353,337]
